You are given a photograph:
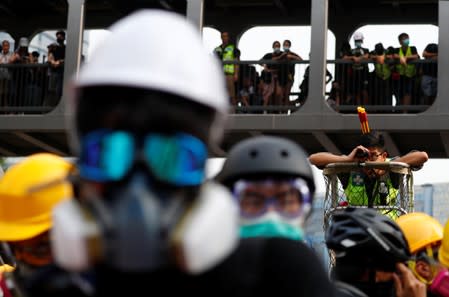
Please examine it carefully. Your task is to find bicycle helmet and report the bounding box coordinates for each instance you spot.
[216,135,315,194]
[326,207,410,271]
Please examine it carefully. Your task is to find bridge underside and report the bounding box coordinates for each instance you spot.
[0,120,449,158]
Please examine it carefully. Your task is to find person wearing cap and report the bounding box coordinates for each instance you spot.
[369,42,394,107]
[214,135,336,296]
[396,212,449,297]
[12,37,32,64]
[0,153,91,297]
[342,31,370,106]
[309,130,428,218]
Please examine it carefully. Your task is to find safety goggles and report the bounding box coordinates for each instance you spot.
[232,178,312,219]
[79,129,208,186]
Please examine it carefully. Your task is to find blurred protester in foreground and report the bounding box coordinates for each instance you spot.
[47,9,244,297]
[215,135,337,296]
[0,153,90,297]
[437,218,449,296]
[397,212,449,297]
[326,207,426,297]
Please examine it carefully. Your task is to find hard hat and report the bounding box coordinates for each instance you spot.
[72,9,228,115]
[353,31,364,41]
[396,212,443,254]
[326,207,410,271]
[439,219,449,268]
[0,153,73,241]
[0,264,15,273]
[216,135,315,194]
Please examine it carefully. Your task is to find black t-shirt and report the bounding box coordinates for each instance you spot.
[422,43,438,77]
[347,47,370,72]
[93,238,336,297]
[261,52,289,85]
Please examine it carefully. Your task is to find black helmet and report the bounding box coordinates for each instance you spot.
[216,135,315,194]
[325,207,410,271]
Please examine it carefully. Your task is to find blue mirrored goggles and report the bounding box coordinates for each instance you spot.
[232,177,312,219]
[79,130,208,186]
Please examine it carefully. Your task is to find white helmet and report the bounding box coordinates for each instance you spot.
[72,9,228,114]
[67,9,230,152]
[353,31,364,41]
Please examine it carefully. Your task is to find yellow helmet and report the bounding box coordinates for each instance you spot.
[396,212,443,254]
[0,153,74,241]
[439,219,449,268]
[0,264,15,273]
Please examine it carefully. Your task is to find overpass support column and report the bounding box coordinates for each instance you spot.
[187,0,205,32]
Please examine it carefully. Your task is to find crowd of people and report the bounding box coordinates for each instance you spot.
[213,30,438,114]
[0,30,65,111]
[331,32,438,113]
[0,8,447,297]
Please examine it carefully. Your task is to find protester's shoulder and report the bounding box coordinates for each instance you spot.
[25,264,95,297]
[261,53,272,60]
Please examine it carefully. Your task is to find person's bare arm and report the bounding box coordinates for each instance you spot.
[309,146,369,168]
[394,151,428,167]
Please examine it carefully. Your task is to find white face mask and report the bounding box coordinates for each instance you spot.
[283,46,290,52]
[51,181,239,274]
[273,47,281,53]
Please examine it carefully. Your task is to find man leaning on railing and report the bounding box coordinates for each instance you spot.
[309,130,428,218]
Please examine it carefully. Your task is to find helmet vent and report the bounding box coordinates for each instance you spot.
[249,149,258,158]
[280,150,289,158]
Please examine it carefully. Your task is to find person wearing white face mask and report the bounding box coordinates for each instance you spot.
[342,32,370,106]
[280,39,302,106]
[392,32,420,110]
[259,41,285,113]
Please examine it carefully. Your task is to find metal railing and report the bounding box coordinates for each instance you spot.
[322,161,414,232]
[221,59,436,114]
[0,63,62,114]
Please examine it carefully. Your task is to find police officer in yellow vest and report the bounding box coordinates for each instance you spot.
[214,31,241,107]
[309,130,428,219]
[393,32,420,107]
